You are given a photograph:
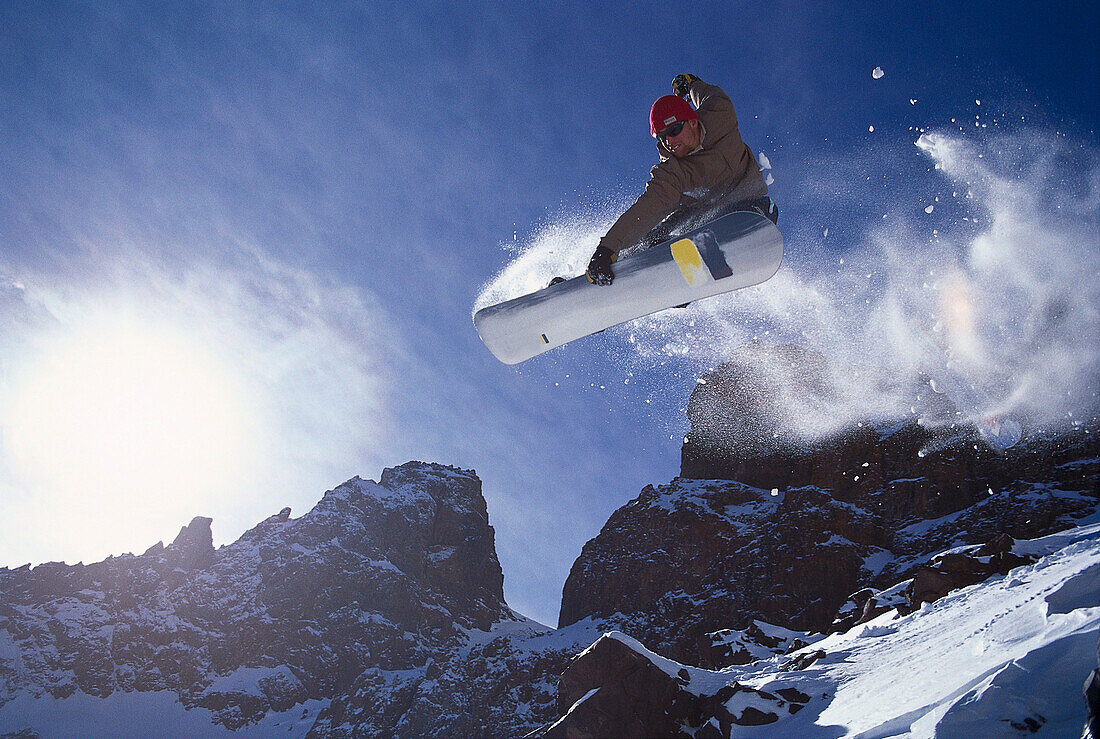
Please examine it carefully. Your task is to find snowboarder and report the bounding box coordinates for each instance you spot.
[585,74,777,286]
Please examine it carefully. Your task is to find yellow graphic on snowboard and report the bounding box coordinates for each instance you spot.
[671,238,708,287]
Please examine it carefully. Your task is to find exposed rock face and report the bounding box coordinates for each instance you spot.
[539,632,809,738]
[902,533,1035,612]
[0,462,576,735]
[309,621,601,738]
[682,344,1094,504]
[558,478,894,663]
[560,345,1100,663]
[166,516,216,570]
[548,634,698,738]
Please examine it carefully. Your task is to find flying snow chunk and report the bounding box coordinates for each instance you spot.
[925,205,935,214]
[758,152,772,170]
[872,66,885,79]
[869,125,875,133]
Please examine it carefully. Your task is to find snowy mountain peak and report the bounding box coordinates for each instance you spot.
[165,515,215,569]
[0,461,513,733]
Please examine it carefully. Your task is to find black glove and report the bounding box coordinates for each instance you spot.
[672,73,700,98]
[585,245,617,286]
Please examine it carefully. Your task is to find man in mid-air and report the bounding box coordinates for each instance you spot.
[586,73,776,285]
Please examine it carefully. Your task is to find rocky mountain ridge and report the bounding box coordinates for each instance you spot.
[1,345,1097,736]
[0,462,592,735]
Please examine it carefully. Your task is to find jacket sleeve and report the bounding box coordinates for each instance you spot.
[689,79,731,108]
[598,162,685,254]
[689,79,738,140]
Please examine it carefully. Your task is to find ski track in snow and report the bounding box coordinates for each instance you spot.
[540,522,1100,738]
[740,523,1100,737]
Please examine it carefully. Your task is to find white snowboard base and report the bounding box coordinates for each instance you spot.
[474,211,784,365]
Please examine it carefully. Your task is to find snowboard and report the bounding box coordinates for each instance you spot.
[474,210,784,365]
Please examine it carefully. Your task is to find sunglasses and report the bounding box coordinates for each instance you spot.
[657,120,686,142]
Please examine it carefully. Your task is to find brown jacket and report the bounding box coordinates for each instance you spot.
[598,79,768,254]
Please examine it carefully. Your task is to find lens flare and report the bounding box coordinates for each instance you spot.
[4,316,257,556]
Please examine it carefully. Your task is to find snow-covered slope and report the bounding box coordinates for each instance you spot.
[805,522,1099,737]
[542,520,1100,737]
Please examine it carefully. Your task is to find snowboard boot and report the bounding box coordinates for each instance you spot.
[748,197,779,225]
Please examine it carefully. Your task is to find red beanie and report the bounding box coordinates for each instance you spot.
[650,95,698,137]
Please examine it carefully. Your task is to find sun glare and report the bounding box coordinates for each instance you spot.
[5,317,257,559]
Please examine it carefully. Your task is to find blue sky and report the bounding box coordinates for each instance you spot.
[1,1,1097,626]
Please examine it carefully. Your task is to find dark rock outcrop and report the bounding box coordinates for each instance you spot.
[560,345,1100,663]
[558,478,894,662]
[166,516,216,570]
[701,620,811,669]
[539,633,809,738]
[682,345,1096,504]
[902,533,1035,613]
[546,634,694,738]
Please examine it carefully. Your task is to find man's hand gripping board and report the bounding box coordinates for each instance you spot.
[474,210,783,365]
